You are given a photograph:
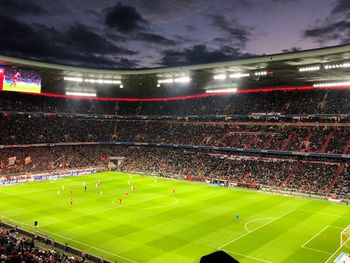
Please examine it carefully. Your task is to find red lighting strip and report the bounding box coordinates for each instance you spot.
[17,85,350,102]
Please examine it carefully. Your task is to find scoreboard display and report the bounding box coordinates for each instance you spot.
[1,66,41,93]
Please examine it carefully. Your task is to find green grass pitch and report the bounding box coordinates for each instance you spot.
[0,171,349,263]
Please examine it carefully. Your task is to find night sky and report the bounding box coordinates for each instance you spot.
[0,0,348,69]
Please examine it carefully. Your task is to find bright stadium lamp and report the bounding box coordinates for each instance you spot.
[174,76,191,83]
[66,91,96,97]
[229,73,250,78]
[213,74,227,80]
[64,77,83,82]
[206,88,237,93]
[158,78,174,84]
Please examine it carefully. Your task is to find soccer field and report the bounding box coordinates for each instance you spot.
[0,172,349,263]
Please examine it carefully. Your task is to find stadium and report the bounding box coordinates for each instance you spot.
[0,43,350,263]
[1,1,350,262]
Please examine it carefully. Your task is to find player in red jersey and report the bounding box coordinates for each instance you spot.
[10,72,20,87]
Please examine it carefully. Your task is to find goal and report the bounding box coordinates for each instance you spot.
[341,225,350,248]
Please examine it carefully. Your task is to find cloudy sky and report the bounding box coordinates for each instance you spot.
[0,0,349,69]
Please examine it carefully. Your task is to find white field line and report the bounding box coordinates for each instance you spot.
[222,249,272,263]
[245,217,274,232]
[302,246,332,255]
[0,216,138,263]
[301,225,330,248]
[325,237,350,263]
[39,228,139,263]
[218,209,295,250]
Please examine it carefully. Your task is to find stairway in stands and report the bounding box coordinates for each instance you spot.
[280,161,301,186]
[281,132,295,151]
[300,131,313,151]
[326,137,350,193]
[327,163,345,194]
[342,136,350,154]
[319,131,334,153]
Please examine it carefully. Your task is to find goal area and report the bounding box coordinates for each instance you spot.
[341,225,350,248]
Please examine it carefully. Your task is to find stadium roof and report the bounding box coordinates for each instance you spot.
[1,44,350,98]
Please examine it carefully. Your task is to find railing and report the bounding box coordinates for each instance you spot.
[0,221,112,263]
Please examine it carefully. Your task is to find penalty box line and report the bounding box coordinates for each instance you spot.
[301,225,344,254]
[218,209,296,250]
[0,216,138,263]
[222,249,272,263]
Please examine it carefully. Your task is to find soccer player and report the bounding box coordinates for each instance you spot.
[70,190,74,195]
[61,185,65,191]
[84,185,87,192]
[119,197,122,205]
[100,190,103,197]
[235,213,239,221]
[10,72,20,87]
[172,188,176,194]
[126,191,129,196]
[57,190,60,196]
[131,185,135,192]
[70,199,74,206]
[34,221,38,228]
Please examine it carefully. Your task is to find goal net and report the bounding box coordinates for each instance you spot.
[341,225,350,248]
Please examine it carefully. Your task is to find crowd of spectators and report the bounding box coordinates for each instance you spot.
[0,89,349,115]
[1,116,349,154]
[0,145,342,196]
[0,226,85,263]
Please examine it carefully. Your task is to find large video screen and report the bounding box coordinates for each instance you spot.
[1,67,41,93]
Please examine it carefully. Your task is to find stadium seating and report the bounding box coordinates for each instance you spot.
[0,89,349,198]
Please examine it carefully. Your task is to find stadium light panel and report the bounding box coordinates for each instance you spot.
[158,78,174,84]
[253,71,267,76]
[66,91,97,97]
[229,73,250,79]
[324,62,350,69]
[83,78,122,84]
[64,77,83,82]
[298,66,320,72]
[120,84,124,89]
[314,81,350,88]
[206,88,238,93]
[174,76,191,83]
[213,74,227,80]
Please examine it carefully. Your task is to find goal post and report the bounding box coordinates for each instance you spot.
[341,225,350,248]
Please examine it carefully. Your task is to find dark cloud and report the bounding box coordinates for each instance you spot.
[64,24,136,55]
[303,0,350,44]
[185,25,196,32]
[0,14,138,68]
[332,0,350,14]
[0,0,47,16]
[161,44,253,67]
[137,32,176,46]
[105,3,147,32]
[304,20,350,44]
[209,14,253,48]
[282,47,302,53]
